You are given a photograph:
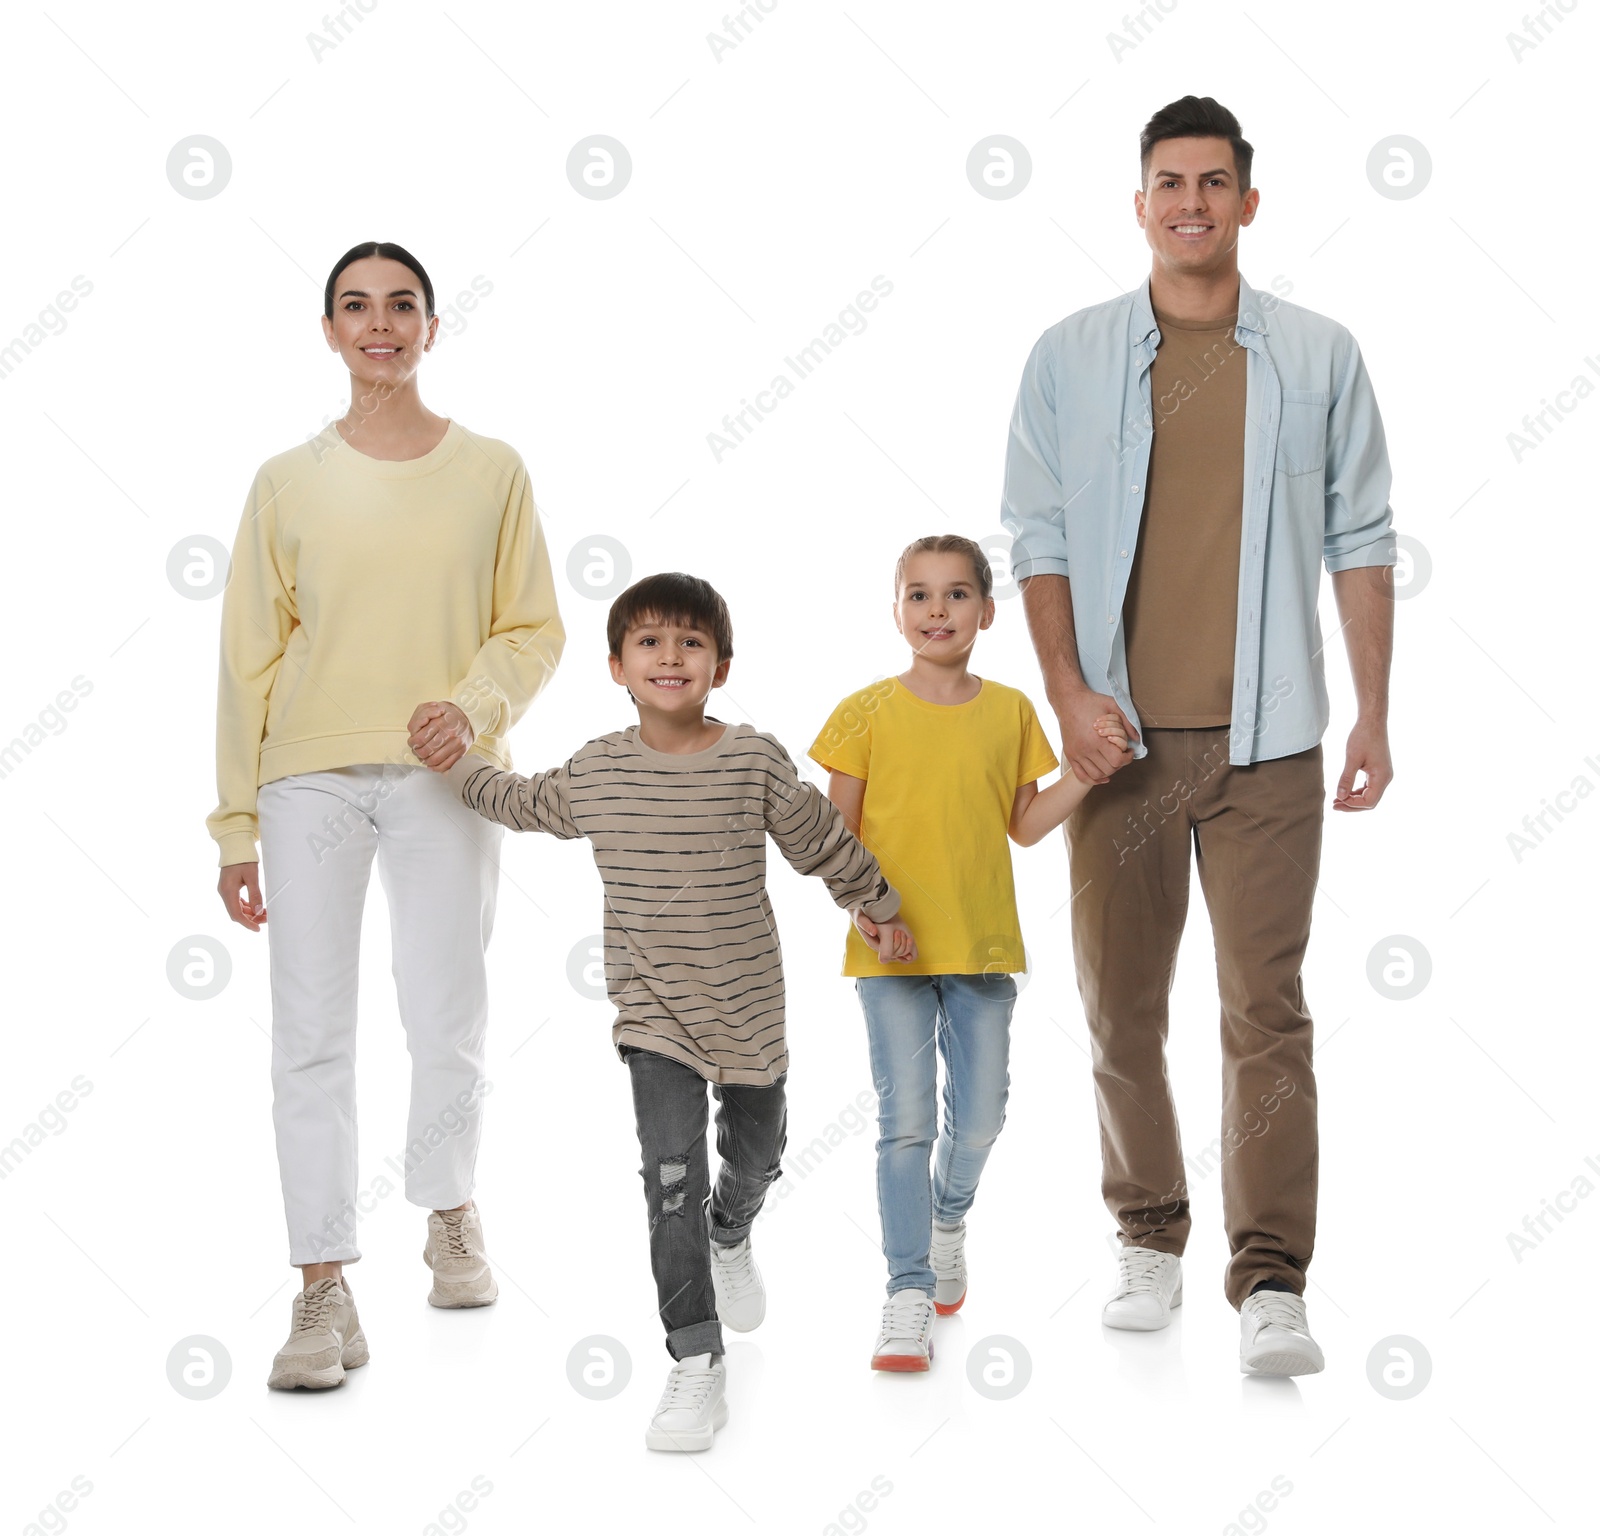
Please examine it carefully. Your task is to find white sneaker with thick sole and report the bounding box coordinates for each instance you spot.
[930,1221,968,1315]
[710,1235,766,1332]
[423,1203,499,1308]
[1102,1245,1183,1331]
[871,1289,935,1372]
[1239,1290,1325,1376]
[267,1276,369,1390]
[645,1353,728,1452]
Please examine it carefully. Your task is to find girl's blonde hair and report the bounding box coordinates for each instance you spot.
[893,535,993,600]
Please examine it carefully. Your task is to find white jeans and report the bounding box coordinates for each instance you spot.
[256,761,504,1265]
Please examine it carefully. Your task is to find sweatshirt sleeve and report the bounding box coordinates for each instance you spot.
[206,468,297,867]
[450,456,566,746]
[761,736,900,923]
[453,754,583,840]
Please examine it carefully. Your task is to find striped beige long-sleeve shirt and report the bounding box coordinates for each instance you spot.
[454,720,901,1085]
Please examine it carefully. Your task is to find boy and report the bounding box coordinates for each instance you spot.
[427,572,916,1451]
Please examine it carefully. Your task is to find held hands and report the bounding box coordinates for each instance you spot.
[408,701,475,772]
[1057,690,1137,784]
[853,909,919,964]
[1087,713,1129,762]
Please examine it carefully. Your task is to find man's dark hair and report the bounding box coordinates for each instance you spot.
[1139,96,1253,191]
[607,572,734,663]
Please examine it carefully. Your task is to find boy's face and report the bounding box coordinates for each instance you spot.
[608,615,729,716]
[892,551,994,662]
[1134,135,1258,281]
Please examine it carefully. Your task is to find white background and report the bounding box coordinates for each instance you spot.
[2,2,1596,1532]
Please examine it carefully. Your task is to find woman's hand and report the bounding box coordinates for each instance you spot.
[219,862,266,931]
[408,701,475,771]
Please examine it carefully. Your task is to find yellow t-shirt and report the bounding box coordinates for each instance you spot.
[808,677,1059,978]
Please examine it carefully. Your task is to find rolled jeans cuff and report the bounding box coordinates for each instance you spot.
[667,1319,724,1361]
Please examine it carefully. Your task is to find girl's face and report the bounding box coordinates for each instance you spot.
[321,255,438,388]
[893,551,994,661]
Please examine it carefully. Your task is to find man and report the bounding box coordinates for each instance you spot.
[1002,95,1395,1375]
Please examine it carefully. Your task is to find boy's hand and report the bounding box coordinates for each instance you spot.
[408,701,475,771]
[853,909,918,964]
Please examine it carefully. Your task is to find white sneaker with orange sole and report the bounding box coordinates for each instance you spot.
[871,1289,935,1372]
[930,1221,968,1315]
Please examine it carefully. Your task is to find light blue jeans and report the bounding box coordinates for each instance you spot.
[857,973,1017,1296]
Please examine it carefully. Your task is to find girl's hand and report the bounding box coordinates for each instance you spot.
[1091,714,1130,756]
[408,701,475,770]
[854,909,919,964]
[218,862,266,931]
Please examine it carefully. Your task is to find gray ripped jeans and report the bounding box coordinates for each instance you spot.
[624,1046,788,1359]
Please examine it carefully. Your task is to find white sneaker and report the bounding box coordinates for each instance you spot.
[1102,1245,1183,1331]
[267,1276,369,1391]
[422,1203,499,1308]
[645,1353,728,1452]
[709,1235,766,1332]
[871,1289,935,1372]
[1239,1290,1324,1376]
[930,1221,968,1315]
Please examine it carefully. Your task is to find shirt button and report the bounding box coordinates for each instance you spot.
[1131,484,1140,493]
[1119,549,1128,557]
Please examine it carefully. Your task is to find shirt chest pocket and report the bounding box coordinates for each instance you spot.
[1275,390,1329,478]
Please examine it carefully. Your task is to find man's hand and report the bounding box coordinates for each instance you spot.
[408,701,475,771]
[1091,714,1129,756]
[218,862,266,931]
[1333,717,1392,811]
[853,909,918,964]
[1056,689,1137,784]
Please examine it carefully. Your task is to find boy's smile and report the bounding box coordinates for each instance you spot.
[609,616,731,747]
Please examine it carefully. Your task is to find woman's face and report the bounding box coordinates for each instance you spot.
[321,255,438,387]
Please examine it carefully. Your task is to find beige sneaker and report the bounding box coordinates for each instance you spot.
[422,1203,499,1308]
[267,1276,369,1390]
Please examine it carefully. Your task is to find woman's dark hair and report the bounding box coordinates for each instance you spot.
[323,242,436,320]
[1139,96,1253,191]
[607,573,734,663]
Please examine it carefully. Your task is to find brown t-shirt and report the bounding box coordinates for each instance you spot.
[1122,306,1246,727]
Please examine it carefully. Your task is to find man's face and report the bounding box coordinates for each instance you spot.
[1134,136,1259,279]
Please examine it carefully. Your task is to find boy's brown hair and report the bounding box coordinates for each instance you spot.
[893,535,993,601]
[606,572,735,662]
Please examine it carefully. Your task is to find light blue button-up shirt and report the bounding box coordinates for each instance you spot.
[1001,272,1396,765]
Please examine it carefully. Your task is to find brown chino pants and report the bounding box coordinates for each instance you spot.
[1066,726,1323,1309]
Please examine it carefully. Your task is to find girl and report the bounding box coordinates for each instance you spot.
[809,534,1122,1370]
[208,242,565,1388]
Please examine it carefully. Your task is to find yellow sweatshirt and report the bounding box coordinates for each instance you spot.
[207,419,565,867]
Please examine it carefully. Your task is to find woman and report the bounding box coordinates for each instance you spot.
[208,242,565,1389]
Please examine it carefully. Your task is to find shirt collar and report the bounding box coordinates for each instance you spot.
[1128,271,1271,347]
